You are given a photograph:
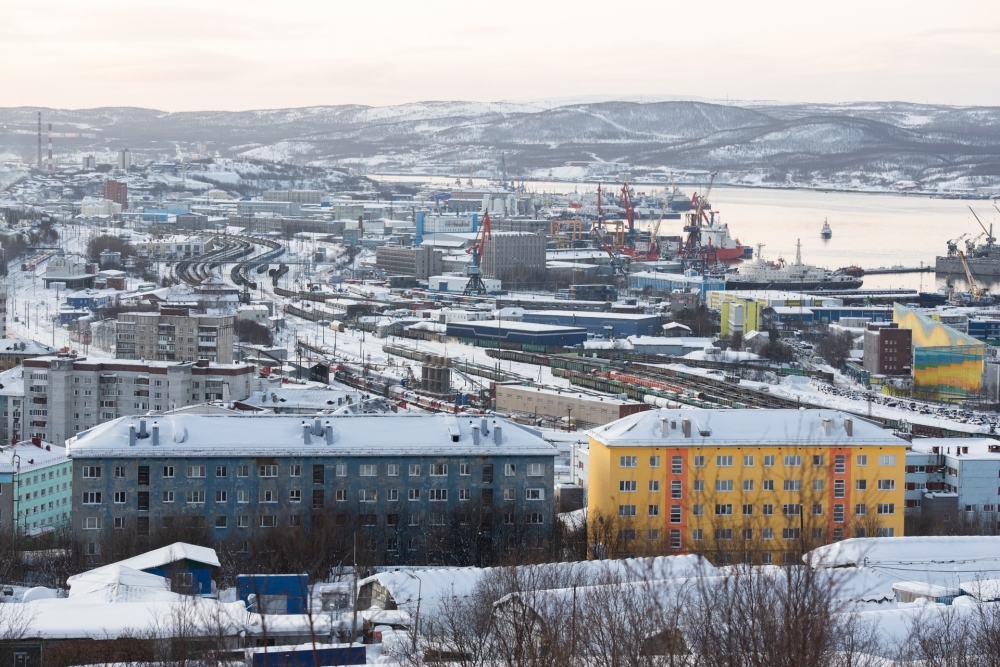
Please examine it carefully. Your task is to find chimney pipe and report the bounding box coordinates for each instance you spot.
[681,419,691,438]
[325,421,333,445]
[843,418,853,437]
[139,417,147,438]
[302,421,312,445]
[660,417,669,438]
[493,425,503,446]
[480,417,489,436]
[472,425,480,446]
[129,424,137,447]
[822,418,833,436]
[313,417,321,435]
[151,422,159,447]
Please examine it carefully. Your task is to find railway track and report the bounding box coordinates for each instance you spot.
[172,234,283,287]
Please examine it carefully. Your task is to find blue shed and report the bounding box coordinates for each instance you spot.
[111,542,219,596]
[239,574,310,614]
[249,644,366,667]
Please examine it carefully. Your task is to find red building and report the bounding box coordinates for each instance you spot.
[863,322,912,376]
[104,179,128,208]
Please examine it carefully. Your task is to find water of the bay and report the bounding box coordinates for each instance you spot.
[372,174,1000,293]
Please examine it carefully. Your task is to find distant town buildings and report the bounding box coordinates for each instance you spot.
[263,189,323,205]
[104,179,128,208]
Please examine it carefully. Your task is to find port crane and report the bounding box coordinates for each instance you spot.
[968,206,996,249]
[957,250,987,302]
[463,211,492,295]
[590,184,628,276]
[681,172,717,257]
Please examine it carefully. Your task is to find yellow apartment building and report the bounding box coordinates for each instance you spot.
[588,409,908,563]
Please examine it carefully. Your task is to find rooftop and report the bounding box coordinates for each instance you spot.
[67,413,556,458]
[909,437,1000,460]
[0,440,68,474]
[0,366,24,397]
[0,339,58,356]
[588,408,906,447]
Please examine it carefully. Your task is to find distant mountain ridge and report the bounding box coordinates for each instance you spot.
[2,100,999,189]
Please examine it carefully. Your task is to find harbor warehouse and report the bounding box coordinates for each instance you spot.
[447,321,588,347]
[587,409,907,560]
[520,311,662,337]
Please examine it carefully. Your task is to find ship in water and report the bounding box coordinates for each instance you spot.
[679,178,752,262]
[724,240,863,291]
[821,218,832,239]
[935,206,1000,277]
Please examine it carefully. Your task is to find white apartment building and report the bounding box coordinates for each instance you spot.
[21,355,255,446]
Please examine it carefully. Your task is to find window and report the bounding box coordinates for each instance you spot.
[671,455,683,474]
[504,464,516,477]
[526,488,544,500]
[743,455,754,467]
[409,464,421,477]
[693,456,705,468]
[692,529,704,541]
[618,504,636,517]
[671,480,682,498]
[162,491,175,503]
[289,490,301,503]
[878,479,895,491]
[717,455,734,467]
[649,480,660,492]
[877,503,895,515]
[783,480,801,491]
[526,513,544,525]
[216,466,228,478]
[693,504,704,516]
[782,528,801,540]
[336,464,346,477]
[289,465,301,477]
[670,529,681,548]
[114,466,126,479]
[237,465,251,477]
[715,504,733,516]
[812,503,824,516]
[742,504,754,516]
[312,465,324,484]
[876,528,895,537]
[783,504,802,516]
[259,465,277,478]
[620,456,637,468]
[784,455,802,467]
[186,491,205,504]
[260,516,276,528]
[216,516,227,528]
[83,517,101,530]
[459,463,471,476]
[504,488,516,501]
[237,490,249,504]
[693,480,705,491]
[856,503,867,515]
[763,480,774,491]
[528,463,544,477]
[114,517,125,529]
[619,480,637,492]
[716,480,734,492]
[409,514,422,526]
[649,455,660,468]
[762,528,773,540]
[856,479,868,490]
[114,491,126,504]
[743,528,753,540]
[813,480,824,491]
[360,489,378,502]
[185,465,206,478]
[458,488,470,501]
[763,455,775,467]
[648,504,659,517]
[743,480,755,492]
[359,464,377,477]
[482,464,494,483]
[856,455,868,467]
[618,528,635,541]
[216,490,228,502]
[408,489,421,501]
[82,492,102,504]
[878,455,896,467]
[163,466,174,478]
[813,455,824,466]
[388,464,400,477]
[835,455,846,474]
[715,528,733,541]
[82,466,101,479]
[834,504,845,523]
[238,516,250,528]
[834,480,845,498]
[670,505,681,524]
[137,492,149,512]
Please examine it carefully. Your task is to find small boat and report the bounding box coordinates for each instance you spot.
[821,218,832,239]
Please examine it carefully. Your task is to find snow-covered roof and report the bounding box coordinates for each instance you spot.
[246,387,364,411]
[909,438,1000,460]
[67,413,555,458]
[589,408,903,447]
[0,366,24,397]
[66,564,173,602]
[892,581,958,598]
[0,338,58,356]
[85,542,222,572]
[808,536,1000,570]
[0,441,68,474]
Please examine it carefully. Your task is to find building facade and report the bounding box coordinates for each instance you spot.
[0,438,72,535]
[104,180,128,208]
[22,355,255,446]
[0,339,58,372]
[0,366,24,445]
[905,439,1000,518]
[481,233,546,282]
[0,281,6,339]
[117,309,235,363]
[68,413,556,561]
[587,409,908,563]
[494,383,648,429]
[863,323,913,376]
[375,245,443,280]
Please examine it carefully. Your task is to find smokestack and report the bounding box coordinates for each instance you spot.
[660,417,669,438]
[313,417,321,435]
[37,112,41,170]
[681,419,691,438]
[843,418,853,436]
[822,418,833,437]
[472,425,480,446]
[493,425,502,446]
[47,123,52,171]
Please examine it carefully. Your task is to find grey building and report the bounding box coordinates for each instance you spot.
[905,438,1000,517]
[236,201,300,217]
[117,308,235,363]
[68,413,556,561]
[375,245,443,280]
[481,232,546,282]
[22,355,255,446]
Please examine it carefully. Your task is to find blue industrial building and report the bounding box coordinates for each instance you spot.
[447,320,588,347]
[239,574,309,613]
[968,318,1000,345]
[520,310,661,337]
[769,306,894,327]
[627,271,725,297]
[70,414,556,564]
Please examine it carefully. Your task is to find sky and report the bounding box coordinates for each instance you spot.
[2,0,999,111]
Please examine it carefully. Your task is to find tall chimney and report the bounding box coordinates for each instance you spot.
[660,417,669,438]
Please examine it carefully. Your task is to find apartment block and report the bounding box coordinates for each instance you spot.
[494,383,648,429]
[0,438,72,535]
[905,438,1000,517]
[481,232,546,281]
[68,413,556,561]
[104,179,128,208]
[0,281,6,338]
[587,409,907,563]
[375,245,443,280]
[863,323,913,376]
[263,189,324,205]
[22,355,254,446]
[117,308,235,363]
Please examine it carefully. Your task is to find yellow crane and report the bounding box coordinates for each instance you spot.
[957,250,987,302]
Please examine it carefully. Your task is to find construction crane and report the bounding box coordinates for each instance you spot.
[463,211,492,295]
[619,182,636,236]
[682,172,718,254]
[957,250,987,302]
[968,206,996,248]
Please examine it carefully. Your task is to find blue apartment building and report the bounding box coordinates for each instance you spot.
[68,413,556,561]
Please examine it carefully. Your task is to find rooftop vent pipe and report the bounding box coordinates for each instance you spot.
[660,417,669,438]
[313,417,322,435]
[302,421,312,445]
[843,418,853,437]
[481,417,489,436]
[822,418,833,436]
[151,422,159,447]
[138,417,148,439]
[129,424,136,447]
[493,425,503,446]
[325,421,333,445]
[472,425,480,446]
[681,419,691,438]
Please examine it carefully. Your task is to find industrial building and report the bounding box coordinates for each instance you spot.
[520,310,662,337]
[235,200,300,217]
[587,409,908,557]
[68,413,556,559]
[22,355,255,446]
[905,439,1000,517]
[894,304,985,402]
[628,272,725,297]
[117,308,236,364]
[494,383,648,428]
[863,323,913,376]
[427,274,501,294]
[263,189,324,204]
[481,232,547,282]
[375,245,443,280]
[446,320,588,347]
[0,438,71,535]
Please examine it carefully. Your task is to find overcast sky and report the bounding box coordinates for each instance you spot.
[3,0,999,111]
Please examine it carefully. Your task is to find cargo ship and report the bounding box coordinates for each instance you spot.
[935,206,1000,276]
[724,240,863,291]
